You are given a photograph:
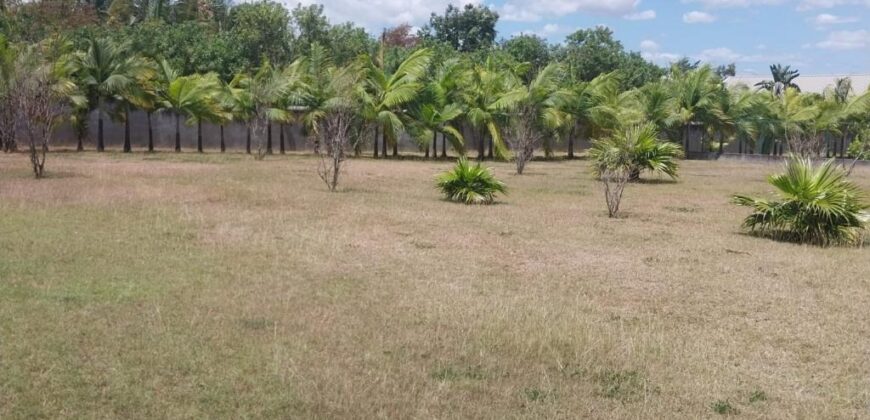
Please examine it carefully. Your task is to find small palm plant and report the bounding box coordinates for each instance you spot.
[732,157,868,246]
[590,123,684,181]
[436,158,506,204]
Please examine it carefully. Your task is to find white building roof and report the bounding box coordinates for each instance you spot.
[724,74,870,94]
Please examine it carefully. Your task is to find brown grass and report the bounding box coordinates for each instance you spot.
[1,151,869,419]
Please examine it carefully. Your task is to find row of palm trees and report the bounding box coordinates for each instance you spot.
[4,35,870,170]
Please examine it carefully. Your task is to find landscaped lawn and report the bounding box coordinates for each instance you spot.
[1,152,869,418]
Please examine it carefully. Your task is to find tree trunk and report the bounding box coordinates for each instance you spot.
[717,131,724,155]
[97,110,105,152]
[477,131,484,161]
[487,135,493,159]
[840,132,847,158]
[197,120,203,152]
[77,131,84,152]
[266,121,273,154]
[246,125,251,154]
[373,125,379,158]
[175,114,181,152]
[567,124,575,159]
[432,131,438,158]
[220,125,225,153]
[147,112,154,152]
[123,109,131,153]
[392,140,397,157]
[381,127,387,158]
[279,123,285,154]
[441,133,447,158]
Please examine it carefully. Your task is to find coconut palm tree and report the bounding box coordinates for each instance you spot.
[561,72,624,158]
[458,56,517,160]
[69,37,151,152]
[361,47,432,158]
[156,67,222,153]
[673,65,725,153]
[409,58,466,159]
[755,64,800,94]
[0,34,19,153]
[227,61,289,159]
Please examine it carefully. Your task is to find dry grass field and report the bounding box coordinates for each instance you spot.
[1,152,869,419]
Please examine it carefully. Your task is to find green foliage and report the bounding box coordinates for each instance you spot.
[711,399,738,415]
[732,157,869,246]
[420,4,498,53]
[435,158,506,204]
[227,1,291,68]
[501,34,550,76]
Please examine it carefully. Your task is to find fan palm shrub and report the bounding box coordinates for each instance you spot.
[436,157,506,204]
[732,157,868,246]
[590,123,684,181]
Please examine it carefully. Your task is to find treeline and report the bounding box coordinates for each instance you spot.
[0,0,869,181]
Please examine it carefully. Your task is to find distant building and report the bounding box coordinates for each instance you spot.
[724,74,870,95]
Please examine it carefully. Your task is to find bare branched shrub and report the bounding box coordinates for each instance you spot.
[15,50,68,179]
[315,107,357,191]
[600,167,630,217]
[786,132,824,158]
[505,105,543,175]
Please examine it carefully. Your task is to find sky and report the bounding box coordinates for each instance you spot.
[290,0,870,75]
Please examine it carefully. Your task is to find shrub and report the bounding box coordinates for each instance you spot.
[436,158,506,204]
[732,157,869,246]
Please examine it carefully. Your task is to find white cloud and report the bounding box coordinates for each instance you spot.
[810,13,860,25]
[623,9,656,20]
[693,47,801,64]
[639,40,681,63]
[681,0,785,7]
[683,11,717,23]
[814,29,870,49]
[698,47,741,61]
[500,0,641,22]
[797,0,870,11]
[640,40,660,51]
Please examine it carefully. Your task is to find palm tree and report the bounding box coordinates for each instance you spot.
[673,65,724,153]
[70,37,151,152]
[458,56,517,160]
[755,64,800,94]
[362,48,432,158]
[0,34,18,153]
[156,66,221,153]
[228,61,289,159]
[493,62,570,174]
[767,88,817,156]
[560,72,623,158]
[410,58,466,159]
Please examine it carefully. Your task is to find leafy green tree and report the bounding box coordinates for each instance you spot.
[564,27,623,82]
[328,22,375,66]
[501,34,550,77]
[228,1,291,67]
[732,157,868,246]
[290,3,330,57]
[421,4,498,52]
[228,61,289,158]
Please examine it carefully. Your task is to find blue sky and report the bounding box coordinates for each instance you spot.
[294,0,870,75]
